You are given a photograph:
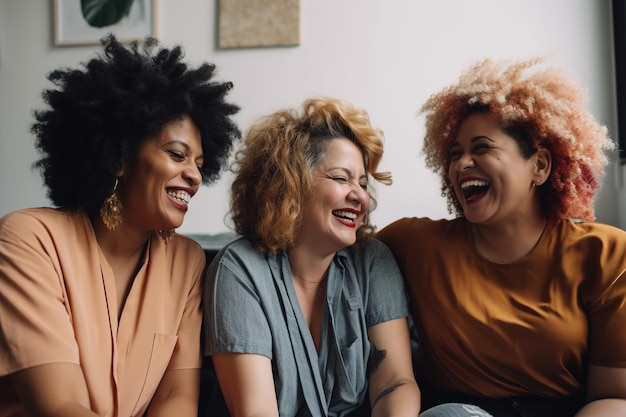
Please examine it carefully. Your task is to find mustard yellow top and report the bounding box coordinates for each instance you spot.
[0,208,205,417]
[377,217,626,398]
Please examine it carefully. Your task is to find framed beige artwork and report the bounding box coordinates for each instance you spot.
[219,0,300,48]
[54,0,157,46]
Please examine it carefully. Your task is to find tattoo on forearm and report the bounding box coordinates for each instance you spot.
[371,383,406,409]
[368,343,406,409]
[367,342,387,378]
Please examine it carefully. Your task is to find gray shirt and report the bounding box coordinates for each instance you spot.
[202,237,409,417]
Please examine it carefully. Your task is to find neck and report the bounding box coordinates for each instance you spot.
[91,216,152,259]
[287,245,333,286]
[470,215,548,264]
[292,270,329,285]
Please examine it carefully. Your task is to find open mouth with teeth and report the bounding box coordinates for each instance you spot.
[461,179,490,203]
[167,190,191,205]
[332,210,358,227]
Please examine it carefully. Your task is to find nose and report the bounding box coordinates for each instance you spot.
[454,152,474,171]
[348,183,369,204]
[183,163,202,186]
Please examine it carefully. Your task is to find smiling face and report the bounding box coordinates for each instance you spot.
[299,137,370,254]
[118,115,204,233]
[448,112,545,226]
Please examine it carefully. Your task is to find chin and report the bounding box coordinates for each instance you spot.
[462,214,480,224]
[165,215,185,229]
[158,222,181,232]
[341,237,357,248]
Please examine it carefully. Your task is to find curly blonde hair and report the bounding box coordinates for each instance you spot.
[230,97,392,253]
[421,57,614,221]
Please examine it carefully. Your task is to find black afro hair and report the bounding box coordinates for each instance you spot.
[32,34,240,218]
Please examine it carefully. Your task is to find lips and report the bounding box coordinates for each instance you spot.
[332,209,359,227]
[460,178,490,204]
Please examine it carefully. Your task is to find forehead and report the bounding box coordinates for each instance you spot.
[146,116,201,147]
[318,137,365,167]
[454,113,502,140]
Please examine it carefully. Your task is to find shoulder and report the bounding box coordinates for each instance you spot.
[572,219,626,237]
[346,238,394,262]
[342,239,403,280]
[1,207,77,227]
[556,219,626,251]
[376,216,466,256]
[552,219,626,280]
[204,238,276,297]
[207,237,270,277]
[377,216,461,238]
[169,233,205,255]
[218,237,265,263]
[0,207,87,242]
[150,233,207,276]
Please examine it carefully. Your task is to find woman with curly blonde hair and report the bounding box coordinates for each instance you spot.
[202,97,421,416]
[229,97,392,253]
[377,58,626,417]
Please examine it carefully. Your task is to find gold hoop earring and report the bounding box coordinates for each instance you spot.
[157,229,174,244]
[100,178,123,231]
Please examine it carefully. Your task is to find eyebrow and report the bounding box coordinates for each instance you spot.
[471,135,495,143]
[450,135,495,148]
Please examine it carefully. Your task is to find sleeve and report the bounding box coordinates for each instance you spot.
[167,241,206,370]
[582,225,626,367]
[587,268,626,367]
[0,211,79,375]
[202,249,273,358]
[361,239,410,328]
[375,218,414,269]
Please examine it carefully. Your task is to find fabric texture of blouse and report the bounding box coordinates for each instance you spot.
[0,208,206,417]
[202,237,409,417]
[376,217,626,399]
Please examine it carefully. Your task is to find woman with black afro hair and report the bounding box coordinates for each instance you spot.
[0,34,240,417]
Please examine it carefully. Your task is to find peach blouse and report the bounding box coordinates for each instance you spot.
[0,208,205,417]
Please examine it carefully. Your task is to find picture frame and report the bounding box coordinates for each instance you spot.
[612,0,626,161]
[218,0,300,49]
[54,0,157,46]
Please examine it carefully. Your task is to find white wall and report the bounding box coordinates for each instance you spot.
[1,0,623,235]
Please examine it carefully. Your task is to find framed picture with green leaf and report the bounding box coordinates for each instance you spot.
[54,0,157,46]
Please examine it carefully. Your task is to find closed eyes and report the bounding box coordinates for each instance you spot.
[449,144,491,160]
[167,149,204,171]
[328,175,368,190]
[167,150,185,161]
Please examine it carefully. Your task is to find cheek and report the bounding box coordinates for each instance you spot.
[447,162,456,180]
[363,193,371,212]
[446,168,459,192]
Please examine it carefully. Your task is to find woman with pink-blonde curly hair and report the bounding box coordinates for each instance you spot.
[377,57,626,417]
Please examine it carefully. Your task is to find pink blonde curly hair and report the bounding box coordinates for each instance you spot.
[420,57,614,221]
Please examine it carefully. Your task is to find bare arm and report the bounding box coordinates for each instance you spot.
[367,318,421,417]
[575,365,626,416]
[145,368,200,417]
[212,353,279,417]
[11,363,98,417]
